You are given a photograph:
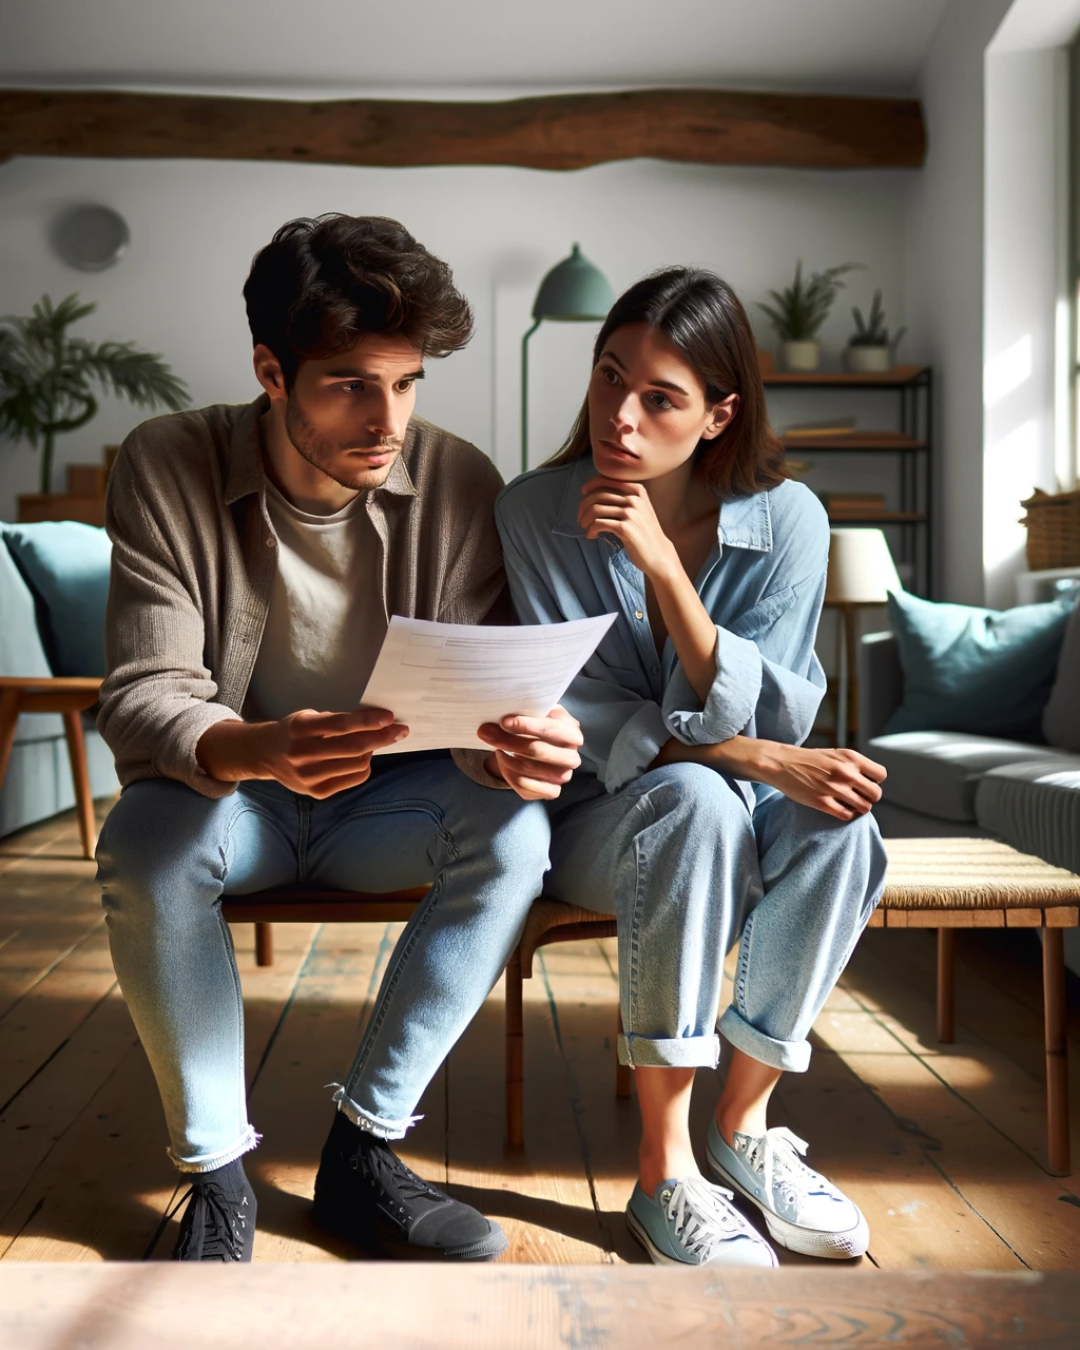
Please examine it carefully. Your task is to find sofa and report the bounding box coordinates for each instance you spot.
[0,522,119,840]
[858,586,1080,971]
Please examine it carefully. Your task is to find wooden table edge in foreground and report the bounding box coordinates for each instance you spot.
[3,1264,1079,1349]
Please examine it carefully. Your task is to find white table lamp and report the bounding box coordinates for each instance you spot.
[825,528,903,745]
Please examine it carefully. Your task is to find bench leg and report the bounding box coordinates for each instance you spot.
[936,928,956,1043]
[1044,927,1071,1177]
[506,950,524,1148]
[255,922,274,968]
[62,710,97,861]
[616,1008,631,1099]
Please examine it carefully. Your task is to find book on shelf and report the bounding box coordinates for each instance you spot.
[782,417,858,439]
[819,492,887,516]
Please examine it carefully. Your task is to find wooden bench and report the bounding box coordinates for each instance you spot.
[503,837,1080,1175]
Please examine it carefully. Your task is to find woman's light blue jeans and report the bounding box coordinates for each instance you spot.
[97,754,550,1172]
[545,763,887,1073]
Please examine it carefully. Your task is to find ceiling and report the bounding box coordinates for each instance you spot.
[0,0,953,96]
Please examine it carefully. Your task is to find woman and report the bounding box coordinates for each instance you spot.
[492,268,888,1268]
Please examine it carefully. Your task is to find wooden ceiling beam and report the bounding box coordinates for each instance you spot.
[0,87,925,172]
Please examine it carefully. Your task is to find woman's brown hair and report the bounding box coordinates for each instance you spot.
[546,267,787,498]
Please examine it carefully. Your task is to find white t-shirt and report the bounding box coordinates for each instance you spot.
[244,480,387,722]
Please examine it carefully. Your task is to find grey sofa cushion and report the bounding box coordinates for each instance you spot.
[975,758,1080,875]
[867,730,1078,822]
[1043,598,1080,752]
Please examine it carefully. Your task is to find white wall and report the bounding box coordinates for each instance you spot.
[983,46,1070,608]
[0,152,912,518]
[904,0,1014,606]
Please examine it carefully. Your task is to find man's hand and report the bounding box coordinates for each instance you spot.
[477,705,583,801]
[196,707,409,798]
[757,744,886,822]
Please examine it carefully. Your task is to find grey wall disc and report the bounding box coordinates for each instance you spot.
[52,205,131,272]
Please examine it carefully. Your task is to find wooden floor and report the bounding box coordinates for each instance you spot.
[2,800,1080,1270]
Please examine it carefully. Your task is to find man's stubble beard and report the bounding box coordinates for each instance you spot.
[284,396,401,492]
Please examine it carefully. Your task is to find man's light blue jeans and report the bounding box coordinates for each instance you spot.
[97,754,551,1172]
[545,763,887,1073]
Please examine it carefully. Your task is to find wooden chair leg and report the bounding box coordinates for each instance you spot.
[62,709,97,860]
[0,688,20,794]
[616,1008,632,1099]
[936,928,956,1043]
[505,950,524,1148]
[1043,927,1071,1177]
[255,922,274,968]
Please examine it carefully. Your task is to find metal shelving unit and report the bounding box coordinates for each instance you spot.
[763,364,934,596]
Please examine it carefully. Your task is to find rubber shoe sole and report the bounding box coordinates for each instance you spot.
[312,1195,508,1263]
[705,1145,869,1260]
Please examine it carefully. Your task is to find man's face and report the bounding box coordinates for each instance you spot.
[283,333,424,492]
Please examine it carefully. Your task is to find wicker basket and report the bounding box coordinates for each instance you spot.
[1020,488,1080,570]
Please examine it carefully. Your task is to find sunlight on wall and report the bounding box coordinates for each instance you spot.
[983,333,1032,409]
[984,418,1038,575]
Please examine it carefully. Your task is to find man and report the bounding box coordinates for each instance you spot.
[96,214,583,1262]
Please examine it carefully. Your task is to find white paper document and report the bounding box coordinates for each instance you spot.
[360,613,617,753]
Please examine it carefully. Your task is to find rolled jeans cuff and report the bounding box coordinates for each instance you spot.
[718,1006,811,1073]
[169,1124,261,1174]
[619,1032,721,1069]
[329,1083,422,1141]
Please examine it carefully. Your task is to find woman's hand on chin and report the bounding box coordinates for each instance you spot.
[477,705,584,801]
[577,476,680,580]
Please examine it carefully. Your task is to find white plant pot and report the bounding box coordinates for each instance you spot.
[781,340,821,373]
[844,345,892,373]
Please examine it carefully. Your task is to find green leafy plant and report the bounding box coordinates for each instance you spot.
[0,294,189,495]
[849,290,906,351]
[757,261,863,342]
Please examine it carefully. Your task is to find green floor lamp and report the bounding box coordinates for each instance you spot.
[521,244,614,473]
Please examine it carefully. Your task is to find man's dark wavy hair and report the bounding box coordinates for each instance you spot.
[243,214,473,387]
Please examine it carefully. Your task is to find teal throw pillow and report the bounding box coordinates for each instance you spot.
[884,588,1077,740]
[3,521,112,677]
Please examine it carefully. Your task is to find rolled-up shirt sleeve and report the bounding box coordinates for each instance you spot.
[663,568,828,750]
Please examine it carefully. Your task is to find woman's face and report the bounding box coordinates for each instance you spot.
[587,322,735,483]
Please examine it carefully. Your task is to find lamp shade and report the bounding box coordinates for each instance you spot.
[825,528,903,604]
[531,243,614,322]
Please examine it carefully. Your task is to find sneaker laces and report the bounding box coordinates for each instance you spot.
[745,1127,832,1223]
[354,1139,448,1225]
[170,1180,248,1261]
[663,1176,750,1261]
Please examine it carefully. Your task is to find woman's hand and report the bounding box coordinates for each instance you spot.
[578,476,680,581]
[756,743,886,821]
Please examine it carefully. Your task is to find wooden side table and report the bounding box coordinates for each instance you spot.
[0,676,103,859]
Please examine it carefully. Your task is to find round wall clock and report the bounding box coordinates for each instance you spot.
[52,205,131,272]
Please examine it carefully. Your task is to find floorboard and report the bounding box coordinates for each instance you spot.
[1,801,1078,1273]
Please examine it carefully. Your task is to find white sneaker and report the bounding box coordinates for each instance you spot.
[625,1174,778,1267]
[706,1120,869,1259]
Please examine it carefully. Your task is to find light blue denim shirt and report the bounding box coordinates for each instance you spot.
[495,456,830,799]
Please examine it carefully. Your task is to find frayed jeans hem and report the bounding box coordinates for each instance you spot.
[329,1083,422,1141]
[169,1125,261,1174]
[718,1007,811,1073]
[618,1032,721,1069]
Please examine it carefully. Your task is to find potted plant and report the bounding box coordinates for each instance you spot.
[756,261,861,372]
[845,290,905,373]
[0,294,188,506]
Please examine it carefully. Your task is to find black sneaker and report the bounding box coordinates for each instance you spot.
[312,1110,507,1261]
[170,1161,256,1262]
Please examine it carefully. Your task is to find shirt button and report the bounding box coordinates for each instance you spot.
[634,610,644,620]
[266,536,274,547]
